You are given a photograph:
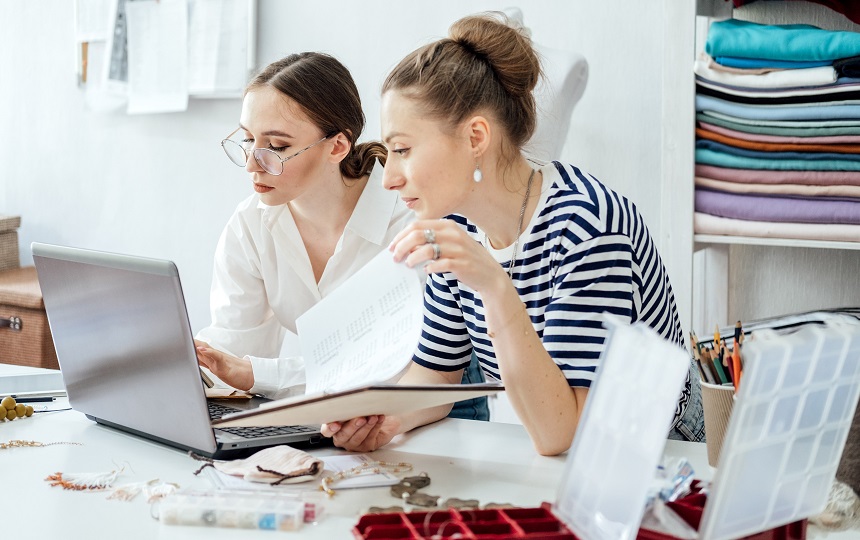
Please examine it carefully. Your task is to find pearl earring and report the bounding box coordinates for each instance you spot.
[473,165,483,183]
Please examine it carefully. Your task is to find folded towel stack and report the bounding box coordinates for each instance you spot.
[694,18,860,242]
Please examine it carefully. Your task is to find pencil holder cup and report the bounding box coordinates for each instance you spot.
[701,381,735,467]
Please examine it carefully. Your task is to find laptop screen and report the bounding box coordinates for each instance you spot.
[32,242,218,454]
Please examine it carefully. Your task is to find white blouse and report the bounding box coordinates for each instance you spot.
[196,161,414,398]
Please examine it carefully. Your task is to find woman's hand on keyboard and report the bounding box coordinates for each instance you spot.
[195,340,255,392]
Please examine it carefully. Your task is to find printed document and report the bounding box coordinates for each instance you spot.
[297,251,425,395]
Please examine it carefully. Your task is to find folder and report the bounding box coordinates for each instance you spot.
[211,383,505,428]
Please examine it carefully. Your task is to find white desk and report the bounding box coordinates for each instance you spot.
[1,378,855,538]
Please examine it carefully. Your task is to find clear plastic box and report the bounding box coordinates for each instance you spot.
[700,321,860,540]
[157,489,322,531]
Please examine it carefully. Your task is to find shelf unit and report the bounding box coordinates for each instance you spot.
[688,0,860,335]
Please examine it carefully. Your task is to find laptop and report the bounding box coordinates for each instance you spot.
[32,242,329,459]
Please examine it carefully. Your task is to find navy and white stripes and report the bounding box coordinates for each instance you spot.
[413,161,690,429]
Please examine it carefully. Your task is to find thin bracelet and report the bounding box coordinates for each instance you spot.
[487,302,528,339]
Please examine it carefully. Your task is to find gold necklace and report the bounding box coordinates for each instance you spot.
[0,439,81,450]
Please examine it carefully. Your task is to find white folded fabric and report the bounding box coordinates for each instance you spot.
[694,56,837,89]
[694,212,860,242]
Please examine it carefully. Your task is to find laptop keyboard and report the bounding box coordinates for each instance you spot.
[208,402,318,438]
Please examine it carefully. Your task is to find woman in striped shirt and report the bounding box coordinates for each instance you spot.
[322,12,704,456]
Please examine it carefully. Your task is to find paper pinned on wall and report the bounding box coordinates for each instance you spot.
[125,0,189,114]
[74,0,111,42]
[188,0,251,97]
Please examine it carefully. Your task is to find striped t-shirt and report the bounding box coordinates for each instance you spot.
[413,161,691,428]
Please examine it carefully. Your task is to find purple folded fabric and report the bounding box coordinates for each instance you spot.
[695,188,860,224]
[695,164,860,186]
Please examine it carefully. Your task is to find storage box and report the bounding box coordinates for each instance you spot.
[639,483,807,540]
[352,501,807,539]
[0,266,58,369]
[0,215,21,272]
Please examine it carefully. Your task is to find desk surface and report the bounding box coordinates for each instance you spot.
[1,379,855,538]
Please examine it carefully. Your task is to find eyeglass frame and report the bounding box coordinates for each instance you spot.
[220,126,330,176]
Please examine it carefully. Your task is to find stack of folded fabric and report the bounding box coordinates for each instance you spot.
[694,18,860,242]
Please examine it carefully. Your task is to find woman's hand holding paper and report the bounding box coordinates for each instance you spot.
[322,415,402,452]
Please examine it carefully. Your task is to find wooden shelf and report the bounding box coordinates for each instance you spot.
[694,234,860,251]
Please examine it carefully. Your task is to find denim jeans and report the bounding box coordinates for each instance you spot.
[668,362,706,443]
[446,352,490,421]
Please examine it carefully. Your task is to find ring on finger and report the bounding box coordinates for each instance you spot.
[430,243,441,261]
[424,229,436,243]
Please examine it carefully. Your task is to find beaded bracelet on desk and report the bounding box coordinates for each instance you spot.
[319,460,413,497]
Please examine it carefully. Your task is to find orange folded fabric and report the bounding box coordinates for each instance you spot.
[696,126,860,154]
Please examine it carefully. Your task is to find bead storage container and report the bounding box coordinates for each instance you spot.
[354,506,576,539]
[156,489,323,531]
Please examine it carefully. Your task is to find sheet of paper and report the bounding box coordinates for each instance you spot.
[187,0,250,96]
[297,251,424,395]
[74,0,112,41]
[125,0,189,114]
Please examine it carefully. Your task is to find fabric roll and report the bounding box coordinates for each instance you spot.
[695,188,860,224]
[715,57,832,70]
[696,127,860,154]
[695,75,857,99]
[699,121,860,144]
[695,212,860,242]
[694,57,837,89]
[695,176,860,199]
[706,54,786,75]
[706,18,860,62]
[697,139,860,162]
[697,83,860,106]
[696,81,860,106]
[696,164,860,187]
[696,148,860,172]
[836,55,860,78]
[730,1,860,26]
[700,110,860,128]
[697,94,860,121]
[698,112,860,138]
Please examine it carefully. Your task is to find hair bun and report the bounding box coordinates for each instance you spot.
[448,12,540,99]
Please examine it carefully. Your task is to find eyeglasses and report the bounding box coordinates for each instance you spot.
[220,127,329,176]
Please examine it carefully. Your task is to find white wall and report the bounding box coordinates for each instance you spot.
[1,0,679,332]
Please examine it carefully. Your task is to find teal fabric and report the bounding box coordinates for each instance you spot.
[706,19,860,62]
[696,148,860,171]
[698,113,860,137]
[446,352,489,421]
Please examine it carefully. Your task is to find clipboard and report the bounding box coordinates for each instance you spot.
[211,383,505,428]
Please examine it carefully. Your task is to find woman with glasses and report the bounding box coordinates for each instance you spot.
[321,13,704,456]
[194,52,414,398]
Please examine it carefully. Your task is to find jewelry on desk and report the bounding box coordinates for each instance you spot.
[320,460,413,497]
[442,497,480,510]
[107,479,161,502]
[0,439,81,450]
[390,472,431,498]
[46,465,125,491]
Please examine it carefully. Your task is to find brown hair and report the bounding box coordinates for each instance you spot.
[382,12,542,158]
[247,52,385,179]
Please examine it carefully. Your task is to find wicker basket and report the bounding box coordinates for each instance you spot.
[0,266,58,369]
[0,215,21,272]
